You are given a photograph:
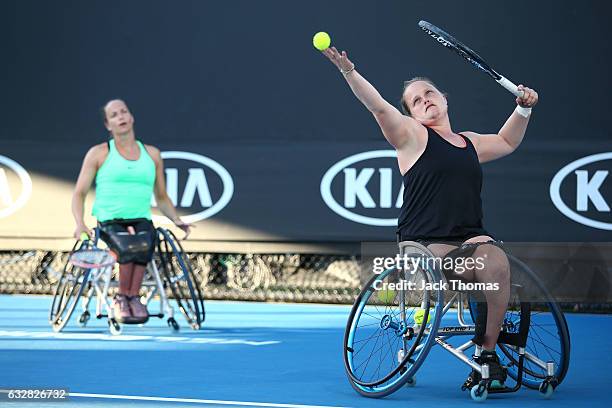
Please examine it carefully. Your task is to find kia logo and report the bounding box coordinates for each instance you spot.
[153,151,234,224]
[550,152,612,230]
[0,155,32,218]
[320,150,403,226]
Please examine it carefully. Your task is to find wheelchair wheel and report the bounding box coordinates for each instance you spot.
[343,243,444,398]
[49,239,91,332]
[156,228,205,330]
[470,255,570,389]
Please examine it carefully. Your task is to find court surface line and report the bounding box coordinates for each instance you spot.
[0,330,280,346]
[68,392,351,408]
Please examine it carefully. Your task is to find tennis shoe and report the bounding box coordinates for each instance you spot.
[112,294,132,323]
[128,296,149,323]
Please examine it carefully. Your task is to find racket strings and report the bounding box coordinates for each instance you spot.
[69,249,116,268]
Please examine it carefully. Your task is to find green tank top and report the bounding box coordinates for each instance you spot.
[92,139,156,222]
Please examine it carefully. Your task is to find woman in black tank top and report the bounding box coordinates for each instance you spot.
[320,46,539,386]
[397,126,487,243]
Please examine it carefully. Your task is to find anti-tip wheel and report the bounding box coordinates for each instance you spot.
[78,311,90,327]
[108,318,122,335]
[539,381,554,399]
[470,384,488,402]
[168,317,180,332]
[405,377,416,387]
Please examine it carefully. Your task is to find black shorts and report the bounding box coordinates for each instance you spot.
[406,235,505,282]
[399,232,495,248]
[98,218,156,265]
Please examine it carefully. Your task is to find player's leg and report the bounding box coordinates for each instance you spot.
[466,240,511,350]
[98,221,134,323]
[462,237,511,388]
[118,264,134,295]
[126,220,156,321]
[429,237,511,389]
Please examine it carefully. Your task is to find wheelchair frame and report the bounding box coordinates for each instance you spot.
[49,227,205,335]
[343,240,569,402]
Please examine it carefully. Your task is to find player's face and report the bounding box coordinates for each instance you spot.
[104,100,134,135]
[403,81,447,123]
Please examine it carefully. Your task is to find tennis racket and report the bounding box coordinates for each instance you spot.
[418,20,524,98]
[69,232,116,269]
[69,248,116,269]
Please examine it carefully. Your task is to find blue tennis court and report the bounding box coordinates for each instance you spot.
[1,294,610,407]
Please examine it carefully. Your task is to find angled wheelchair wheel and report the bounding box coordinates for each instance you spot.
[470,255,570,389]
[501,255,570,389]
[156,228,205,329]
[49,239,92,332]
[343,243,444,398]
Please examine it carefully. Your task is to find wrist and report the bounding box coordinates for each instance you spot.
[515,105,532,118]
[340,64,355,75]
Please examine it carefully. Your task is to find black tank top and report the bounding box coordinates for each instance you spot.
[397,127,489,241]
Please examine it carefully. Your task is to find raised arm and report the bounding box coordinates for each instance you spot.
[466,85,539,163]
[321,47,421,149]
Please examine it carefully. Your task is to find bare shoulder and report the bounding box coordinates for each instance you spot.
[144,144,161,161]
[390,116,427,152]
[89,142,109,154]
[459,130,482,147]
[85,142,109,166]
[395,124,429,175]
[459,130,481,138]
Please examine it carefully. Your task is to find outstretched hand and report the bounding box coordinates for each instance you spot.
[321,47,355,73]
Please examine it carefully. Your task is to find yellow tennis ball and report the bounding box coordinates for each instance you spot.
[313,32,331,51]
[377,289,396,304]
[414,308,431,325]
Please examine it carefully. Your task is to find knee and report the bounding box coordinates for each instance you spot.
[477,245,510,282]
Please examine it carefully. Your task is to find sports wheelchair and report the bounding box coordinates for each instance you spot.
[49,227,205,335]
[343,241,570,402]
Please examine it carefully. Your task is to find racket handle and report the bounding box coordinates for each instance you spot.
[496,76,524,98]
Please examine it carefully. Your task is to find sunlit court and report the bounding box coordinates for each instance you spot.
[1,1,611,407]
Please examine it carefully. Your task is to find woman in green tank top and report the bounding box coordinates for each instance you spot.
[71,99,191,324]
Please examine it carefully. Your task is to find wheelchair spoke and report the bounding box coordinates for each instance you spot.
[529,328,560,366]
[353,326,387,360]
[493,256,571,389]
[530,321,562,339]
[356,330,384,379]
[344,252,443,395]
